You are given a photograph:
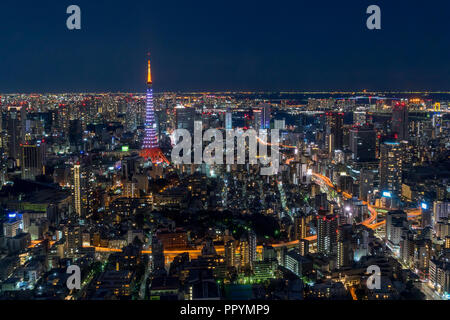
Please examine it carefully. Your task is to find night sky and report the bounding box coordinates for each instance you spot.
[1,0,449,93]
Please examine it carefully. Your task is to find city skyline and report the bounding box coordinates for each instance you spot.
[0,0,449,306]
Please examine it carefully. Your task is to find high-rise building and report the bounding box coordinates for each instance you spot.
[239,231,257,269]
[6,106,25,161]
[359,168,375,202]
[225,108,233,130]
[20,142,45,180]
[248,231,257,264]
[326,112,344,153]
[224,240,236,267]
[349,125,376,162]
[151,236,166,276]
[391,102,409,141]
[317,211,338,256]
[3,218,22,238]
[294,214,307,240]
[176,106,196,134]
[65,224,81,256]
[253,109,262,131]
[336,224,353,269]
[385,210,408,246]
[421,203,433,228]
[299,239,310,256]
[433,201,450,224]
[260,104,271,130]
[379,140,403,197]
[68,119,83,151]
[140,57,169,164]
[73,163,87,218]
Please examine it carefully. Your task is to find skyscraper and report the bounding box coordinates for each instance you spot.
[336,224,353,269]
[176,106,196,135]
[152,236,166,277]
[224,240,236,267]
[253,109,262,131]
[294,213,307,240]
[73,163,84,217]
[379,140,403,197]
[225,108,233,130]
[385,210,408,246]
[69,119,83,151]
[140,56,169,164]
[326,112,344,153]
[239,231,257,269]
[391,102,409,141]
[260,104,271,130]
[349,124,376,162]
[6,106,25,161]
[21,143,45,180]
[317,211,338,256]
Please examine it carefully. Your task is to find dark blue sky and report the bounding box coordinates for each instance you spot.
[1,0,449,92]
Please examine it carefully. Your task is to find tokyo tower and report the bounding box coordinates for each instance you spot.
[140,56,170,165]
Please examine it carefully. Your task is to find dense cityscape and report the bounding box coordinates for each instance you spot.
[0,57,449,301]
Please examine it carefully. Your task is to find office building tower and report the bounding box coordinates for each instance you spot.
[336,224,353,269]
[260,104,271,130]
[391,102,409,140]
[253,109,262,131]
[326,112,344,152]
[6,106,25,161]
[69,119,83,151]
[349,125,376,162]
[379,140,403,197]
[176,106,196,134]
[21,143,45,180]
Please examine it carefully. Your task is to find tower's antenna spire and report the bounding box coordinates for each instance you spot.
[147,52,152,85]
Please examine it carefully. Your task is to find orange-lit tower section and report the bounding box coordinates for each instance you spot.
[140,56,169,164]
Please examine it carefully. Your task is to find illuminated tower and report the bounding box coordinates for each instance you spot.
[73,163,82,217]
[140,56,170,164]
